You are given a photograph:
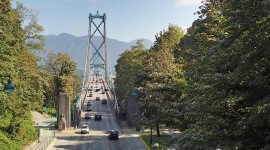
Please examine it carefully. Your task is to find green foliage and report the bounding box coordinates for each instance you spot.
[1,0,49,148]
[140,133,174,150]
[114,1,270,149]
[0,132,21,150]
[41,51,78,104]
[138,25,185,129]
[115,40,147,108]
[177,0,270,149]
[14,1,45,52]
[16,112,38,145]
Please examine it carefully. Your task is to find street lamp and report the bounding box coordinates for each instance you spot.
[2,74,15,93]
[131,88,138,97]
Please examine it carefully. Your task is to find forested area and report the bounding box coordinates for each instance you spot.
[114,0,270,149]
[0,1,79,149]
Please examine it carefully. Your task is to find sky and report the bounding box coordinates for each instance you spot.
[17,0,202,42]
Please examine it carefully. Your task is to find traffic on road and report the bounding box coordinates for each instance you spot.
[48,76,146,150]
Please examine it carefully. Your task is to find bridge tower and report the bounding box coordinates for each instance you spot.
[87,11,109,82]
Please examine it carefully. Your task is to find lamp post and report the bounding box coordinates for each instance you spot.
[2,73,15,92]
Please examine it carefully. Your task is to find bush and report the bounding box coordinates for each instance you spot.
[17,112,38,146]
[0,131,21,150]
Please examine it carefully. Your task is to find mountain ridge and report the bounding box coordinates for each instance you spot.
[40,33,153,74]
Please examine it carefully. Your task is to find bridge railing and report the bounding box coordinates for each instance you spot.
[35,131,55,150]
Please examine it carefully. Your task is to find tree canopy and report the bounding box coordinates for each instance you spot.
[0,1,80,148]
[114,1,270,149]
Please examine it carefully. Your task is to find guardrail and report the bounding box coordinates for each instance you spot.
[35,131,55,150]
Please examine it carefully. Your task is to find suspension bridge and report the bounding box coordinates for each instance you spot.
[74,11,120,123]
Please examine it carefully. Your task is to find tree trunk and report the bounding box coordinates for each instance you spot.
[156,122,160,137]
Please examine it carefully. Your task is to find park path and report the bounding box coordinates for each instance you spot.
[24,111,56,150]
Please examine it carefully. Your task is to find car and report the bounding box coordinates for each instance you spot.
[96,97,100,101]
[85,113,91,119]
[105,89,108,91]
[95,88,100,92]
[101,90,105,94]
[102,99,107,104]
[108,130,118,139]
[86,102,92,106]
[81,124,89,134]
[86,107,92,111]
[88,93,93,97]
[94,114,102,120]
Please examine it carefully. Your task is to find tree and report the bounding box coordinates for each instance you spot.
[14,1,45,52]
[0,0,43,148]
[114,40,147,109]
[138,25,185,136]
[41,51,78,113]
[177,0,270,149]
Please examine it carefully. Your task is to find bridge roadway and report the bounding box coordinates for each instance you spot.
[48,76,147,150]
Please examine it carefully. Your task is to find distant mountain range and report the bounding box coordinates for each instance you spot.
[39,33,153,75]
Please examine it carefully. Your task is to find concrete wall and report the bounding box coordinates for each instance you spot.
[59,93,71,128]
[127,95,141,128]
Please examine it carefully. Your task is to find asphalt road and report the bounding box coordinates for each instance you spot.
[48,78,146,150]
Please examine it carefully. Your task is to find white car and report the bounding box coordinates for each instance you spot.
[81,124,89,134]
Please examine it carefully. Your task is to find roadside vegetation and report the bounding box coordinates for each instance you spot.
[0,1,80,148]
[140,133,174,150]
[114,1,270,149]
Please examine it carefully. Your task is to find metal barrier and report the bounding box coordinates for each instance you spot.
[35,132,55,150]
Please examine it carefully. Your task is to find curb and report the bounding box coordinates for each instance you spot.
[139,135,150,150]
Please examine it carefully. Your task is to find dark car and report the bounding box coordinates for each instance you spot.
[88,93,93,97]
[94,114,102,120]
[96,97,100,101]
[86,103,92,106]
[108,130,118,139]
[101,90,105,94]
[102,99,107,104]
[85,113,91,119]
[86,107,92,111]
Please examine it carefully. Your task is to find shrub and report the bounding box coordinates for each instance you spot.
[0,131,21,150]
[17,112,38,146]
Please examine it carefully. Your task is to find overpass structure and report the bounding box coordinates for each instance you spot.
[74,12,119,123]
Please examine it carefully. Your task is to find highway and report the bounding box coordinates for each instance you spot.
[48,77,146,150]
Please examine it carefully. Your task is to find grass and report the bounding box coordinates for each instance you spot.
[140,132,175,150]
[42,107,56,118]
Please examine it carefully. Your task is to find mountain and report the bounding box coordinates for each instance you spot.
[40,33,153,75]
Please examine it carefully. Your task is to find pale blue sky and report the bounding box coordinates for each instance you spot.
[17,0,201,42]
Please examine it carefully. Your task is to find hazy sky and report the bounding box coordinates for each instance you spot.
[18,0,201,42]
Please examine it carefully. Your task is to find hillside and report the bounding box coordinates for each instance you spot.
[39,33,152,74]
